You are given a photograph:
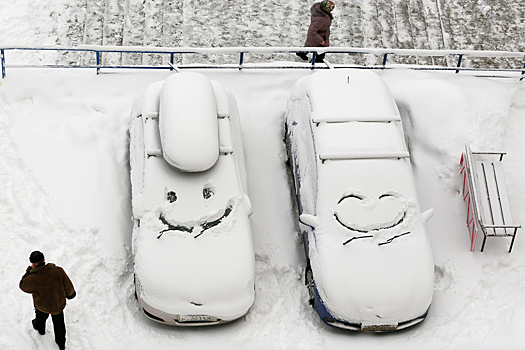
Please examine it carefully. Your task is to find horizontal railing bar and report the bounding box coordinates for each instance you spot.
[472,151,507,155]
[5,64,524,74]
[2,46,524,79]
[2,45,524,58]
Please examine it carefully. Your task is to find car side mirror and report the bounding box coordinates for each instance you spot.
[132,194,145,219]
[243,193,253,216]
[299,214,319,229]
[421,209,434,223]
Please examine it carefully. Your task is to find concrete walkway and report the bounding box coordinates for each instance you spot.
[40,0,525,68]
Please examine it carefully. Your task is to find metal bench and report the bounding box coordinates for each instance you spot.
[460,145,520,252]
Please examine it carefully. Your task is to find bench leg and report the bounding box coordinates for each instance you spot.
[481,233,488,252]
[509,229,518,253]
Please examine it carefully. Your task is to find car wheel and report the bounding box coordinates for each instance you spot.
[284,122,292,167]
[305,261,315,307]
[133,274,138,300]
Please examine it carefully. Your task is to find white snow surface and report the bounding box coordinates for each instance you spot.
[1,66,525,349]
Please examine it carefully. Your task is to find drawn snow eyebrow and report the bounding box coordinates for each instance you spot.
[338,194,363,204]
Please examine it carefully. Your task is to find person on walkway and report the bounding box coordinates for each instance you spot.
[20,251,76,350]
[296,1,335,63]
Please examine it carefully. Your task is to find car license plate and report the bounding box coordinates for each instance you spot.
[361,324,398,332]
[176,315,218,323]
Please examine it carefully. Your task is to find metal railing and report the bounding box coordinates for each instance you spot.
[1,45,524,79]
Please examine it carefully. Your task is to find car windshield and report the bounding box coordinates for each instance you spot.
[314,121,408,158]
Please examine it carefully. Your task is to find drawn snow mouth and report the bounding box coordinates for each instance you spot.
[335,211,410,246]
[334,210,407,234]
[157,205,233,239]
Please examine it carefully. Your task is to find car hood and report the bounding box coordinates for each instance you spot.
[309,159,434,326]
[134,203,255,319]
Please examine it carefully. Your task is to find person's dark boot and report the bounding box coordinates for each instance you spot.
[314,53,326,63]
[32,319,45,335]
[296,52,308,61]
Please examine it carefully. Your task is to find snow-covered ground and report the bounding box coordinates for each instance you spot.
[1,66,525,350]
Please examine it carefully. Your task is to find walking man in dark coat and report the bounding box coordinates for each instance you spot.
[20,251,76,350]
[297,1,335,63]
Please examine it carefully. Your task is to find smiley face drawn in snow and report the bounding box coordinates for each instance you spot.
[157,184,235,239]
[333,191,412,246]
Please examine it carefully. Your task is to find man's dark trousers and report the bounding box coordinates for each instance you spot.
[34,309,66,348]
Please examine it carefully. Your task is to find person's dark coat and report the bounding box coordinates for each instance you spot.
[304,2,333,47]
[20,263,76,315]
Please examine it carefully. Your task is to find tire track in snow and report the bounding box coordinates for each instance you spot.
[237,253,325,350]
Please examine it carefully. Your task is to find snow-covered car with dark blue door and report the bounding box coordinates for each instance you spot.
[285,69,434,331]
[129,72,255,326]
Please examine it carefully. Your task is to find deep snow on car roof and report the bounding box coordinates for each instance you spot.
[307,69,401,123]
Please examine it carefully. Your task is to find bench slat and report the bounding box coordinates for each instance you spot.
[493,161,514,227]
[473,161,493,227]
[481,161,505,236]
[477,161,516,237]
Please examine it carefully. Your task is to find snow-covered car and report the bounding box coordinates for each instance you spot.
[129,72,255,326]
[285,69,435,331]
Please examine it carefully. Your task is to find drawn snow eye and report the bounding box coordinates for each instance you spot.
[166,191,178,203]
[337,193,364,204]
[379,194,396,200]
[203,187,214,200]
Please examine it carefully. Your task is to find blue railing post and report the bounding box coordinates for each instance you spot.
[96,51,101,75]
[1,49,5,79]
[239,52,244,70]
[456,54,463,74]
[382,53,388,68]
[311,51,317,69]
[170,53,175,71]
[520,59,525,81]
